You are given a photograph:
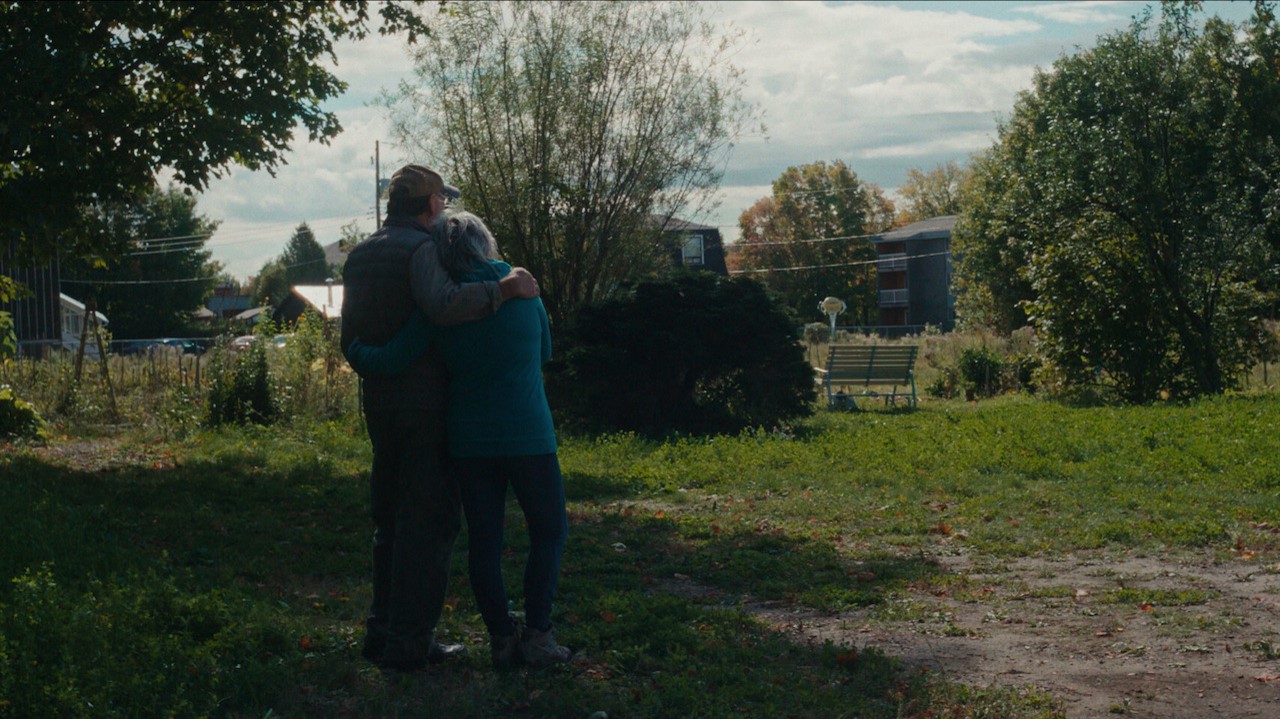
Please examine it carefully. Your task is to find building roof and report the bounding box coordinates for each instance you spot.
[233,306,271,322]
[872,215,957,244]
[59,293,109,324]
[291,284,344,319]
[650,215,720,233]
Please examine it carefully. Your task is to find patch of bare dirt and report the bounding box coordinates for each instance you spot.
[20,437,177,472]
[667,551,1280,718]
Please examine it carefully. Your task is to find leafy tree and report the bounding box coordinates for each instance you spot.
[0,1,430,263]
[0,275,21,358]
[388,0,757,326]
[61,186,219,339]
[951,145,1037,334]
[896,161,967,226]
[546,271,815,435]
[732,160,893,325]
[337,220,365,254]
[954,5,1280,401]
[250,260,289,308]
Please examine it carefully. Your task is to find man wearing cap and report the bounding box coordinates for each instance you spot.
[340,164,539,671]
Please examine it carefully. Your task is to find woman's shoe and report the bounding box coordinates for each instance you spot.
[520,626,571,668]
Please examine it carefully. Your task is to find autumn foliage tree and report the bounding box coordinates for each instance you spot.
[895,161,967,226]
[732,160,894,325]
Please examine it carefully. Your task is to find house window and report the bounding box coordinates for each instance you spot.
[62,305,81,337]
[681,233,705,266]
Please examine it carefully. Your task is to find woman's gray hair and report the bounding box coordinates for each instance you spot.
[439,211,499,278]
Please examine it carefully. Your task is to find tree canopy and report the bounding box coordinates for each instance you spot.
[61,186,219,339]
[388,0,756,326]
[1,1,429,263]
[731,160,893,325]
[895,161,967,226]
[953,5,1280,401]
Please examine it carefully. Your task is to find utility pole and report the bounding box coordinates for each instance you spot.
[374,140,382,229]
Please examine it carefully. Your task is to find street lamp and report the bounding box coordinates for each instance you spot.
[819,296,846,342]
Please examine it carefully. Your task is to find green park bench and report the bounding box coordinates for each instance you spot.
[817,344,919,410]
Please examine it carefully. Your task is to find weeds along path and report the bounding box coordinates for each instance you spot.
[663,550,1280,719]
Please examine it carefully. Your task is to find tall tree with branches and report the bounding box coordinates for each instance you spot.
[388,1,757,325]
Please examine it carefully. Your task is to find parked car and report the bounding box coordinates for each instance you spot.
[157,338,203,355]
[229,335,257,352]
[113,339,160,356]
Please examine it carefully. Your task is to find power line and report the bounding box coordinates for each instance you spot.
[60,276,216,286]
[726,230,882,249]
[120,214,373,257]
[729,250,951,275]
[62,255,336,286]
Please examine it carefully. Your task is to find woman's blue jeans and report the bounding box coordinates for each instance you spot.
[454,453,568,637]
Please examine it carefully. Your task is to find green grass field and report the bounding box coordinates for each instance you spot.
[2,393,1278,718]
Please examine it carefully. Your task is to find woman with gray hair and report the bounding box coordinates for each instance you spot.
[346,211,571,669]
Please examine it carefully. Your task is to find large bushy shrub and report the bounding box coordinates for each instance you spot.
[546,271,815,435]
[0,384,48,440]
[205,339,277,427]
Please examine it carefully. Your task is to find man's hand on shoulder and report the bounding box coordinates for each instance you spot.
[499,267,540,300]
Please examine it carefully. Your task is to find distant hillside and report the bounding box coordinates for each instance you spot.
[324,241,348,273]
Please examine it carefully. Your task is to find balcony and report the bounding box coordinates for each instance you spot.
[877,252,907,272]
[879,288,909,307]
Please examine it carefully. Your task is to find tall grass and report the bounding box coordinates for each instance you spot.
[0,312,357,437]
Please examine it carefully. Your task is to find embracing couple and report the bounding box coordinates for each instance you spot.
[339,164,570,671]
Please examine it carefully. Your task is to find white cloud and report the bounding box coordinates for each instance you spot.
[719,2,1042,153]
[1012,1,1129,25]
[199,1,1167,278]
[858,130,998,159]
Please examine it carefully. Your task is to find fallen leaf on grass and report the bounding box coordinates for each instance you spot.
[1139,603,1153,612]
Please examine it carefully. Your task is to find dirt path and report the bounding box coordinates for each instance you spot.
[673,551,1280,718]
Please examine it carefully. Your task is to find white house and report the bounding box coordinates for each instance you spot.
[59,293,110,357]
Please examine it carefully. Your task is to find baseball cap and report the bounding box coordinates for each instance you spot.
[386,164,461,202]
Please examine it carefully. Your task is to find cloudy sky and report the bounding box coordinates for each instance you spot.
[198,0,1256,280]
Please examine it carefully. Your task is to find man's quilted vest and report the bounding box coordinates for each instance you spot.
[340,216,445,410]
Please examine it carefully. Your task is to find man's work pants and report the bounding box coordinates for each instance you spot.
[363,406,461,664]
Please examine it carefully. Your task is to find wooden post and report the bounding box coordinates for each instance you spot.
[73,299,90,382]
[89,302,118,421]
